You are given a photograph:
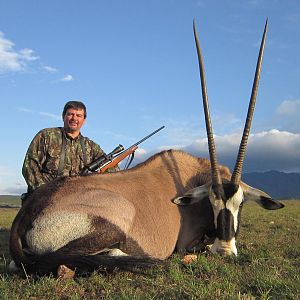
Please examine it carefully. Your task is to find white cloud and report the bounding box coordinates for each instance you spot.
[17,107,34,113]
[128,97,300,174]
[39,112,61,120]
[17,107,61,121]
[178,129,300,173]
[0,32,66,78]
[271,99,300,132]
[0,32,39,73]
[60,74,73,82]
[162,110,243,146]
[0,166,26,195]
[0,183,26,196]
[43,65,58,73]
[0,32,22,72]
[244,130,300,172]
[19,48,39,61]
[276,99,300,116]
[133,147,147,158]
[118,147,147,169]
[211,112,242,135]
[130,129,300,174]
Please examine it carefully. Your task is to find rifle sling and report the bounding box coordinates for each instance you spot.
[57,128,67,177]
[80,137,87,166]
[124,151,135,170]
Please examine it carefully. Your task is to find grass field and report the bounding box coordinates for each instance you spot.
[0,197,299,299]
[0,195,21,207]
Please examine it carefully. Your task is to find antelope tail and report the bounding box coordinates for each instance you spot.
[9,207,31,267]
[21,252,163,275]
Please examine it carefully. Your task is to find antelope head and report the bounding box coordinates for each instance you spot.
[174,19,284,256]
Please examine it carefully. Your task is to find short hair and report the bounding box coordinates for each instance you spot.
[62,101,87,119]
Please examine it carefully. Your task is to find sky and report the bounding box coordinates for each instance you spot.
[0,0,299,195]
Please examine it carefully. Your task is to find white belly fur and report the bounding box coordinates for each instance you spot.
[26,211,93,255]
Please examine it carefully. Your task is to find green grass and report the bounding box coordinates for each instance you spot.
[0,195,21,207]
[1,200,299,299]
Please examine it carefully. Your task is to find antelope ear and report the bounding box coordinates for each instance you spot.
[172,185,209,206]
[242,184,284,210]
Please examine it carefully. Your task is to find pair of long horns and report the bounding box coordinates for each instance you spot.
[193,19,268,186]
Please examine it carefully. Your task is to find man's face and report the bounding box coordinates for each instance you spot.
[63,108,86,134]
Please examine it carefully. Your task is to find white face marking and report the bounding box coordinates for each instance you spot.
[209,185,243,232]
[208,186,225,229]
[210,237,238,256]
[225,186,243,232]
[26,212,93,254]
[208,185,243,255]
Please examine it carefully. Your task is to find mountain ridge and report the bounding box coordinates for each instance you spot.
[243,170,300,200]
[1,170,299,201]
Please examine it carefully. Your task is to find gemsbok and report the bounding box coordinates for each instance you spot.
[9,19,284,275]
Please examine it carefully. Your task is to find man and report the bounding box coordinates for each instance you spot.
[22,100,113,202]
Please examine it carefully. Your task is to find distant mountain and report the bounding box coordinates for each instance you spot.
[243,170,300,200]
[1,171,299,203]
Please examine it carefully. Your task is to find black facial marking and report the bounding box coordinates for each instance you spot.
[223,182,239,200]
[259,196,285,210]
[212,181,239,203]
[212,183,225,200]
[216,208,235,241]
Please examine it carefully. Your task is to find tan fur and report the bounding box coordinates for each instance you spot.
[10,150,232,265]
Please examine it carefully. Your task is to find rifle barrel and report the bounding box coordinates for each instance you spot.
[83,126,165,174]
[129,126,165,150]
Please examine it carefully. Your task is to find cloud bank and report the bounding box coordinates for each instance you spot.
[111,99,300,174]
[133,129,300,173]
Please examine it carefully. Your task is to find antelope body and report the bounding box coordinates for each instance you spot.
[9,19,284,274]
[9,150,282,274]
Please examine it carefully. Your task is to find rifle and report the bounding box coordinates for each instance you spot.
[81,126,165,175]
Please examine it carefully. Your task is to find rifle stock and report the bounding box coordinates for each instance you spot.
[98,145,138,173]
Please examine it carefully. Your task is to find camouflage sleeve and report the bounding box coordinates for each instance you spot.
[22,130,53,192]
[89,140,105,161]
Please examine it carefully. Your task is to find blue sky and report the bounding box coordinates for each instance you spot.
[0,0,299,195]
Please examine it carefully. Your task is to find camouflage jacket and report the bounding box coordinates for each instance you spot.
[22,127,106,192]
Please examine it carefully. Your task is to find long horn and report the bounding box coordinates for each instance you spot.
[193,19,222,186]
[231,19,268,185]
